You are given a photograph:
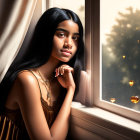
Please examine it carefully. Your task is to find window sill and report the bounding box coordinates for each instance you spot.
[70,102,140,140]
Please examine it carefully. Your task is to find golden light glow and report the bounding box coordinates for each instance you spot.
[110,98,116,103]
[137,40,140,44]
[129,80,134,87]
[122,55,126,59]
[136,27,139,30]
[131,96,139,104]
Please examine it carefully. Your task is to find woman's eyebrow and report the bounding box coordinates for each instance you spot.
[56,28,79,35]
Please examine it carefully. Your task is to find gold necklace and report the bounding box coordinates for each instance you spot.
[38,70,51,105]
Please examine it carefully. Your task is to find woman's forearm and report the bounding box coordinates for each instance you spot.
[50,87,75,140]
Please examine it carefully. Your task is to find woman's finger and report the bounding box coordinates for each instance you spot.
[59,66,64,75]
[55,65,74,77]
[55,68,59,77]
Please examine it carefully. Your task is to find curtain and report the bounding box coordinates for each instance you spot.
[0,0,37,82]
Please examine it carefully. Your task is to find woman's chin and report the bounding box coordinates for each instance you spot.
[60,57,71,63]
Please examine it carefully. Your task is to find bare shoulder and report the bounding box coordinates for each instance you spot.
[15,70,41,103]
[17,70,37,85]
[6,70,40,109]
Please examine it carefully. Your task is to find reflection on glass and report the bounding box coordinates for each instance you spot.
[101,0,140,111]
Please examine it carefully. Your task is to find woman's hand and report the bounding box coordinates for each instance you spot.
[55,64,75,90]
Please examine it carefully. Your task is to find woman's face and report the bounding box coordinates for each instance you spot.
[51,20,79,62]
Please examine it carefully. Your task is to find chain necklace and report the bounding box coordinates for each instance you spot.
[38,70,52,105]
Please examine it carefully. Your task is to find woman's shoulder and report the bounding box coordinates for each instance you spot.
[14,70,41,104]
[16,70,38,85]
[5,70,40,110]
[14,70,40,96]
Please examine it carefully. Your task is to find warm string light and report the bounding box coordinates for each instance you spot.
[122,55,126,59]
[117,39,139,105]
[110,96,139,104]
[118,35,140,105]
[130,96,139,104]
[110,98,116,103]
[129,80,134,87]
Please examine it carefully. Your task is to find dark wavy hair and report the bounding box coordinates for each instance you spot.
[0,7,85,110]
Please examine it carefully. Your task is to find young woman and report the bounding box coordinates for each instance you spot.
[0,7,85,140]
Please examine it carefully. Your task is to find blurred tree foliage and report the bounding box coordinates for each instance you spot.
[102,7,140,110]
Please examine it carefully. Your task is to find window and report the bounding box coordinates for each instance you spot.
[101,0,140,112]
[90,0,140,122]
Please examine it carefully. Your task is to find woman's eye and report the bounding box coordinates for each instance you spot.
[72,36,79,41]
[58,33,65,37]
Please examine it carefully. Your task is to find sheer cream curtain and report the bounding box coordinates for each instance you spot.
[0,0,37,82]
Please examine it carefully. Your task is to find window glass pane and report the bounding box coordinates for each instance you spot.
[101,0,140,111]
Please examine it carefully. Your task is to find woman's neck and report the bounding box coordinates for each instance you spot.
[37,56,61,79]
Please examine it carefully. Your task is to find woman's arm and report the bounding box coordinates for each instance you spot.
[50,65,75,139]
[15,67,75,140]
[50,87,74,139]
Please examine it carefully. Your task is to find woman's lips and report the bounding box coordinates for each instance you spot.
[61,49,72,56]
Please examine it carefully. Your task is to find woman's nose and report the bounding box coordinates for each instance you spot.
[64,38,72,49]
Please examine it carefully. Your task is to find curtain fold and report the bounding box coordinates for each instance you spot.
[0,0,37,82]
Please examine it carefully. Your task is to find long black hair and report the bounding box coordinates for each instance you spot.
[0,7,85,110]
